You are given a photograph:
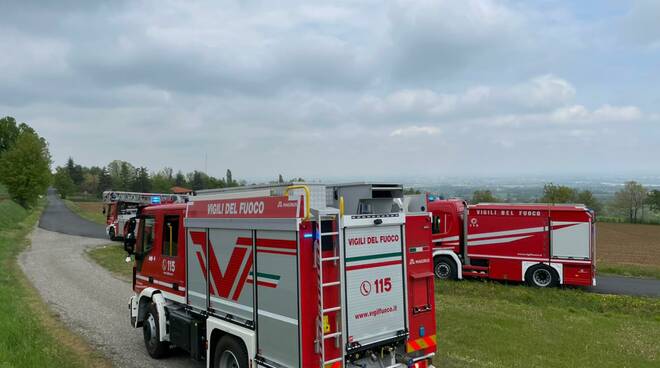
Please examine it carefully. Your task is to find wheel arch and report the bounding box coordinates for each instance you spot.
[521,261,563,285]
[133,288,169,341]
[207,317,255,366]
[432,250,463,279]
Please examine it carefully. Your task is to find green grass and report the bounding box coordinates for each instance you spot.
[63,199,107,225]
[0,183,8,200]
[599,262,660,280]
[433,280,660,368]
[87,243,133,281]
[0,200,110,367]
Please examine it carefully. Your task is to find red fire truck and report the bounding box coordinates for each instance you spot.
[406,196,596,287]
[102,191,187,240]
[124,183,437,368]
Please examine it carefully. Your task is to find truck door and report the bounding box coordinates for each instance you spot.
[135,215,157,273]
[343,214,407,351]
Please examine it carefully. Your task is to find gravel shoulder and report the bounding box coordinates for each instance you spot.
[19,226,202,368]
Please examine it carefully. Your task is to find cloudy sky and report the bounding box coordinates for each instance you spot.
[2,0,659,181]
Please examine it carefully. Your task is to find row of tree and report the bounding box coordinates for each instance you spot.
[0,117,51,207]
[53,157,246,199]
[471,182,660,223]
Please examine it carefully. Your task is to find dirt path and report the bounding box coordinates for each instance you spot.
[19,227,203,368]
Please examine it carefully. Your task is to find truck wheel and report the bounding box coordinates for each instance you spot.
[526,265,558,288]
[143,302,169,358]
[108,227,116,241]
[214,335,248,368]
[434,257,457,280]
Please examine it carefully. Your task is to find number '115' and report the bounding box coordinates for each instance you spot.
[374,277,392,293]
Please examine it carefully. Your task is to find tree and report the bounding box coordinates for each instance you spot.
[404,187,421,195]
[472,190,499,203]
[648,190,660,213]
[226,169,235,187]
[612,181,647,223]
[151,168,175,193]
[131,167,152,192]
[278,174,284,183]
[540,184,577,204]
[174,171,187,187]
[575,190,602,213]
[98,167,113,195]
[80,172,99,195]
[0,131,51,207]
[190,171,207,191]
[66,157,84,186]
[118,161,135,191]
[0,116,21,154]
[107,160,135,190]
[53,167,76,199]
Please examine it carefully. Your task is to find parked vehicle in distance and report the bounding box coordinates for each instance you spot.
[406,195,596,288]
[124,183,437,368]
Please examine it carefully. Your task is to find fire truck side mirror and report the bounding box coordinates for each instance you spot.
[124,232,136,255]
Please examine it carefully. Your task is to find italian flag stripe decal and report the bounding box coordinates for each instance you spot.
[345,251,402,272]
[345,259,401,271]
[345,251,402,263]
[246,271,280,288]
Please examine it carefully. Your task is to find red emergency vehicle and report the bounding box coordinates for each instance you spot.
[102,191,187,240]
[124,183,437,368]
[406,196,596,287]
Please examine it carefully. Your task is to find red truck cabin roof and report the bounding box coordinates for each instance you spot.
[141,203,188,214]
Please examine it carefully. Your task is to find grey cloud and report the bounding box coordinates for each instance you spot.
[0,1,657,178]
[620,0,660,47]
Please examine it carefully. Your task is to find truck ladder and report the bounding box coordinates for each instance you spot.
[314,209,345,368]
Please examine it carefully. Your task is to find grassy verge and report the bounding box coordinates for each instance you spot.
[433,280,660,368]
[598,262,660,280]
[0,183,8,200]
[0,199,111,367]
[87,242,133,281]
[63,199,106,225]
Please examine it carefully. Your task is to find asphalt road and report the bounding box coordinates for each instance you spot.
[39,188,108,239]
[589,275,660,298]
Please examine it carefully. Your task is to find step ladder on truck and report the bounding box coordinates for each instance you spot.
[124,182,436,368]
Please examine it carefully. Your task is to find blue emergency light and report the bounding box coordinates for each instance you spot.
[151,196,161,204]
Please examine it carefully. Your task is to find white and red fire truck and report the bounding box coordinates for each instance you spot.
[124,183,437,368]
[406,196,596,287]
[102,191,187,240]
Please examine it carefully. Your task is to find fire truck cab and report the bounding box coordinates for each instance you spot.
[125,183,436,368]
[102,191,187,240]
[407,196,596,288]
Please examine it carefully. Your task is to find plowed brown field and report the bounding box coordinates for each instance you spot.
[597,222,660,266]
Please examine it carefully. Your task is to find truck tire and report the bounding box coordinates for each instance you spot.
[143,302,169,358]
[108,227,116,241]
[434,257,458,280]
[213,335,248,368]
[525,264,558,288]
